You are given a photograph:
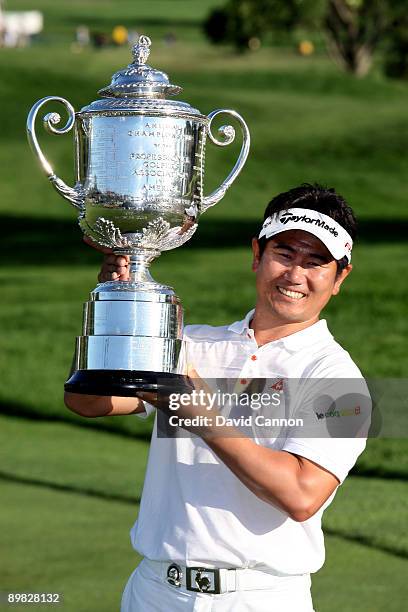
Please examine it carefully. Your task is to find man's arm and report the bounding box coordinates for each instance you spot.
[64,392,146,417]
[155,367,339,522]
[204,435,339,522]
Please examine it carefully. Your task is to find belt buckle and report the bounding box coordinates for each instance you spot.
[186,567,220,594]
[166,563,183,588]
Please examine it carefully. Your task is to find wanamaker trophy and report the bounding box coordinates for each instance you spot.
[26,35,250,396]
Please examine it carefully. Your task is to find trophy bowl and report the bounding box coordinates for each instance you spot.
[26,35,250,396]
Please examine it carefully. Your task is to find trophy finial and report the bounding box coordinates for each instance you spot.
[132,35,151,65]
[98,34,182,98]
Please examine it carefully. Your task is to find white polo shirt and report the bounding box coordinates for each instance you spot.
[130,311,370,575]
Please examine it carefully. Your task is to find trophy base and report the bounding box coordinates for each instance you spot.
[64,369,192,397]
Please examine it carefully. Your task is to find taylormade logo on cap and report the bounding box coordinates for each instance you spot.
[258,207,353,263]
[279,211,339,237]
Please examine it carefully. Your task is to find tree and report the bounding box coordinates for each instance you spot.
[383,0,408,79]
[203,7,229,46]
[204,0,325,52]
[204,0,396,78]
[324,0,388,77]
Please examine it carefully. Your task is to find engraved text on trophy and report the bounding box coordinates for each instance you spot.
[78,115,205,235]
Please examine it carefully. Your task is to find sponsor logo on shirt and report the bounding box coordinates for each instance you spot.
[315,405,361,420]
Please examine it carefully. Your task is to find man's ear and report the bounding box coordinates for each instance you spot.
[252,238,261,271]
[332,264,352,296]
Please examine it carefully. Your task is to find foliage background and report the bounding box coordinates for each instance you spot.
[0,0,407,610]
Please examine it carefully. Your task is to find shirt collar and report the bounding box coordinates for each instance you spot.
[228,310,332,351]
[277,319,332,351]
[228,309,255,335]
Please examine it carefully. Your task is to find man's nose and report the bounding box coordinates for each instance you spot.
[284,264,305,283]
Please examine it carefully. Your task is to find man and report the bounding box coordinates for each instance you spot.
[65,183,370,611]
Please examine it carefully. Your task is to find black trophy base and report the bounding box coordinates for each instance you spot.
[64,369,192,397]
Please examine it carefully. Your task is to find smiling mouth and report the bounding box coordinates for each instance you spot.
[277,286,306,300]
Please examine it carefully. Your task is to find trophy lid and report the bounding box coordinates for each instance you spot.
[98,35,182,99]
[79,34,205,119]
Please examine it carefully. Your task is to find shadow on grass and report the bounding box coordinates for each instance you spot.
[1,397,408,481]
[0,467,406,560]
[64,16,200,30]
[0,398,152,442]
[0,469,139,506]
[2,215,408,266]
[323,529,408,561]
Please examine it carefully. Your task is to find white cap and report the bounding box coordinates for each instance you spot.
[258,208,353,262]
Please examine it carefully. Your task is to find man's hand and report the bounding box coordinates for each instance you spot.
[83,236,130,282]
[136,366,230,437]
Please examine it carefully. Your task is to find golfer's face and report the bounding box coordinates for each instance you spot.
[252,229,350,325]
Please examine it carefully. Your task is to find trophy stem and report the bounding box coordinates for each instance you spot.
[124,250,161,284]
[97,248,173,293]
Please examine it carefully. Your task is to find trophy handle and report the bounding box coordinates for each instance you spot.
[201,109,250,212]
[26,96,84,209]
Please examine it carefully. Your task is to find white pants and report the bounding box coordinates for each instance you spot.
[121,559,315,611]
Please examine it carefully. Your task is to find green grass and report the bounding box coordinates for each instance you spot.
[0,415,406,557]
[6,0,224,44]
[4,475,407,611]
[0,248,407,471]
[0,415,149,499]
[323,476,408,558]
[1,416,407,611]
[0,416,146,610]
[1,480,140,612]
[2,36,408,222]
[312,535,408,612]
[1,243,407,411]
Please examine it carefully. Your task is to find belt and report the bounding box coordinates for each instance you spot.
[145,559,307,595]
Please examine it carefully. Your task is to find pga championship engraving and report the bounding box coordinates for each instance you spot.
[26,35,250,395]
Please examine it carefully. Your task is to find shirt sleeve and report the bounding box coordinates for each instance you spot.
[134,401,156,419]
[282,438,367,484]
[281,365,371,484]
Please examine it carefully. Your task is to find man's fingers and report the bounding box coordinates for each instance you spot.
[105,261,128,272]
[98,271,117,282]
[92,249,131,283]
[116,255,130,266]
[98,270,127,282]
[98,261,130,283]
[104,254,118,265]
[187,365,214,395]
[83,235,131,284]
[104,254,129,266]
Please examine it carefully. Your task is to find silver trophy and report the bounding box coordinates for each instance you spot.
[27,35,250,396]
